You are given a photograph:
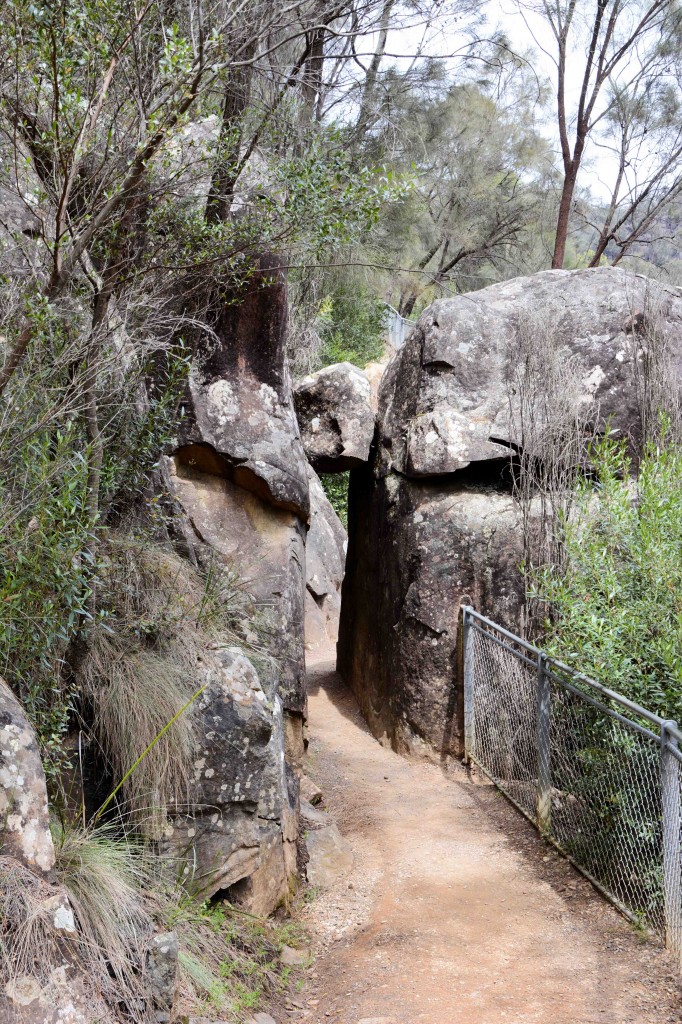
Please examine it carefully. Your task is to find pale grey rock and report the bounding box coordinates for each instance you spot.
[306,823,353,888]
[294,362,375,472]
[300,798,330,829]
[0,679,55,874]
[300,774,323,806]
[146,931,178,1020]
[380,267,682,478]
[1,965,108,1024]
[305,465,346,649]
[279,945,309,967]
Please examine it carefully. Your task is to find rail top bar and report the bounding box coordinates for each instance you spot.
[462,605,681,740]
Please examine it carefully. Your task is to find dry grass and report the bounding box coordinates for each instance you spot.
[77,533,271,831]
[53,819,156,1011]
[0,822,156,1021]
[626,283,682,448]
[506,310,598,635]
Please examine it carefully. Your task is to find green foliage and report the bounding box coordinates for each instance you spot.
[320,472,349,529]
[276,132,410,257]
[166,893,309,1020]
[361,70,554,310]
[0,297,193,774]
[526,432,682,925]
[318,287,387,369]
[100,345,191,518]
[530,431,682,720]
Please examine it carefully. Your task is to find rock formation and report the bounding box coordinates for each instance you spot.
[0,681,109,1024]
[163,255,307,912]
[294,362,375,472]
[304,465,347,650]
[338,268,682,759]
[159,647,297,914]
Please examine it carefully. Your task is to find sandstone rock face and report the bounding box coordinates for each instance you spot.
[338,268,682,759]
[0,679,55,874]
[179,255,309,518]
[162,647,297,910]
[294,362,375,472]
[162,257,307,914]
[305,466,347,650]
[338,470,525,757]
[169,460,306,716]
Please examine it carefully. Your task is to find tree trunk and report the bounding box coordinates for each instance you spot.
[206,40,257,225]
[357,0,394,128]
[398,291,420,318]
[302,27,326,121]
[552,162,579,269]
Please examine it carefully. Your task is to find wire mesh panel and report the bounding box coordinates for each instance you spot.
[548,676,664,933]
[462,607,682,958]
[469,624,539,820]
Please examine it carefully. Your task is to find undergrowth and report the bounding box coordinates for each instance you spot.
[0,818,309,1023]
[75,532,274,830]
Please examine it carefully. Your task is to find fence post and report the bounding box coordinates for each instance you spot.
[536,652,552,833]
[661,720,682,962]
[462,607,475,766]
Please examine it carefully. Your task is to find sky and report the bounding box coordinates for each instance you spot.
[383,1,620,200]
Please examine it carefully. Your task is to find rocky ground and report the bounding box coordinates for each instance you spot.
[281,647,682,1024]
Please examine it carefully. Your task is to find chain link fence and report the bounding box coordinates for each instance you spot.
[384,304,415,349]
[462,606,682,960]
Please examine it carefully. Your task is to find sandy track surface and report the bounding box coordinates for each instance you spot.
[295,649,682,1024]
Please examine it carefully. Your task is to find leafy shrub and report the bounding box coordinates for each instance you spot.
[530,431,682,720]
[320,472,349,529]
[527,432,682,925]
[318,285,387,369]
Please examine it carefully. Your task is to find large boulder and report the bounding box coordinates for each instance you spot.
[338,268,682,759]
[379,267,682,479]
[161,647,297,913]
[305,466,347,650]
[294,362,375,472]
[161,255,308,912]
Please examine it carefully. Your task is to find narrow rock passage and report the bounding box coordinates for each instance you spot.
[298,649,682,1024]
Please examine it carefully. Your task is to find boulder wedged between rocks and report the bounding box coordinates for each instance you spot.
[338,268,682,759]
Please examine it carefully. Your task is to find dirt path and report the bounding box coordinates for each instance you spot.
[295,648,682,1024]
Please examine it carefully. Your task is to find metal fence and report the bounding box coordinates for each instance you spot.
[462,606,682,961]
[384,304,415,349]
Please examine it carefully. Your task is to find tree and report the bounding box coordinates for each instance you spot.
[358,62,554,315]
[586,75,682,265]
[517,0,682,268]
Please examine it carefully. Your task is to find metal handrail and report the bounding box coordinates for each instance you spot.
[462,605,679,740]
